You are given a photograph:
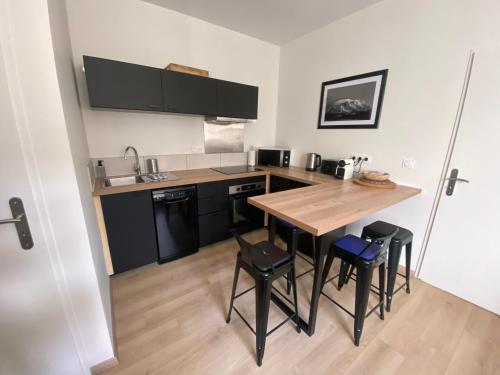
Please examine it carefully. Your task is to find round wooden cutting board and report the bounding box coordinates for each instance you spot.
[353,177,397,189]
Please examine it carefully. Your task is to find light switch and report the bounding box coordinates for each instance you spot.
[402,158,416,169]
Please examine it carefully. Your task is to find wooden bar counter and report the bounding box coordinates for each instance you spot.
[248,175,421,236]
[247,167,421,336]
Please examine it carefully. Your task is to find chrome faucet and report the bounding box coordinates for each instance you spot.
[123,146,142,175]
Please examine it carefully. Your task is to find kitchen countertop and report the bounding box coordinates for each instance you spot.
[92,164,421,275]
[92,165,341,196]
[93,166,422,234]
[248,174,422,236]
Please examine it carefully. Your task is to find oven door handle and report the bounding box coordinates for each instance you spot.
[229,190,266,199]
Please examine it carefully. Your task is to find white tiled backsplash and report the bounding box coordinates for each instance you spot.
[91,152,248,177]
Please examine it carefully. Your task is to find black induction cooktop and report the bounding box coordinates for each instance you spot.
[212,166,262,175]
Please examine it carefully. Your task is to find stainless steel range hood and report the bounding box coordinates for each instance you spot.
[204,116,256,125]
[204,121,244,153]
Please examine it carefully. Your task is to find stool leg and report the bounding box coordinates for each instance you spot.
[348,232,371,287]
[255,277,272,367]
[291,266,301,333]
[386,241,402,312]
[378,263,385,320]
[337,260,354,290]
[268,215,276,244]
[405,241,412,294]
[226,258,241,323]
[321,247,335,290]
[286,228,299,295]
[354,266,373,346]
[286,273,292,295]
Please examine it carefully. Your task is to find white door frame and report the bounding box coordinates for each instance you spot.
[415,51,475,277]
[0,0,88,372]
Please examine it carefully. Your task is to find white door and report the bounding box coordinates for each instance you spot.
[0,37,84,374]
[419,49,500,314]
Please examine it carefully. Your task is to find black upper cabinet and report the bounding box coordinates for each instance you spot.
[83,55,259,118]
[162,71,216,115]
[216,80,258,119]
[83,56,163,112]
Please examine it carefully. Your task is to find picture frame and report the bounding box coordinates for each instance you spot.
[317,69,388,129]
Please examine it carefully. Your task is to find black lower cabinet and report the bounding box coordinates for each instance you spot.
[101,190,158,274]
[197,180,230,247]
[199,210,230,247]
[270,175,309,193]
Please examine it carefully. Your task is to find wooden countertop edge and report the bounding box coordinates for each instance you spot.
[91,166,342,196]
[92,165,422,203]
[248,183,422,236]
[92,169,269,196]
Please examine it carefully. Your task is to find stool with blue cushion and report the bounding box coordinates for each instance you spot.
[361,221,413,311]
[320,229,397,346]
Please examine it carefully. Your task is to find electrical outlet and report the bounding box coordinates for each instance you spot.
[351,154,373,164]
[402,158,416,169]
[360,154,372,164]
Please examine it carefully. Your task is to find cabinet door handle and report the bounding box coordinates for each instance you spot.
[147,104,161,109]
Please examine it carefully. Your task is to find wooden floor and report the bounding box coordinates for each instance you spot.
[103,229,500,375]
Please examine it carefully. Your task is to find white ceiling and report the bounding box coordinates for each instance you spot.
[142,0,382,45]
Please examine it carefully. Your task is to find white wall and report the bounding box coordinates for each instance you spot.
[65,0,280,158]
[275,0,500,269]
[3,0,114,369]
[47,0,114,359]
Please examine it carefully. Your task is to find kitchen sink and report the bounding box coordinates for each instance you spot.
[103,172,179,187]
[103,175,146,187]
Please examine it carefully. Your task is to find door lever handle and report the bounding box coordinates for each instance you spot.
[446,168,469,196]
[0,213,24,225]
[447,177,470,183]
[1,197,33,249]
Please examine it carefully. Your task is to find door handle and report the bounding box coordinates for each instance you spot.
[0,197,34,249]
[446,169,469,196]
[0,214,23,225]
[447,177,470,183]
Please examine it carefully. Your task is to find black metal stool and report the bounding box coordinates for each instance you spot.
[361,221,413,312]
[271,218,315,294]
[320,229,397,345]
[226,230,300,366]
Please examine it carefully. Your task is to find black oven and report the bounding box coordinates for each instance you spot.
[228,179,266,234]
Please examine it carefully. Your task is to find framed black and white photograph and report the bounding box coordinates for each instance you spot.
[317,69,388,129]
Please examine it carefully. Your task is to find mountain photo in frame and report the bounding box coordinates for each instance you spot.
[317,69,388,129]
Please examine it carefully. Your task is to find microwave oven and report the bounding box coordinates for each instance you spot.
[257,147,291,168]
